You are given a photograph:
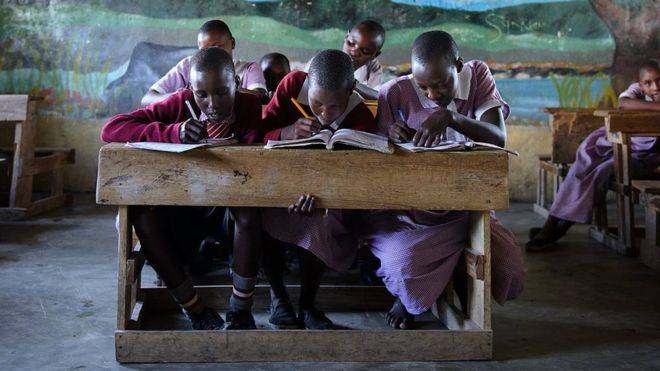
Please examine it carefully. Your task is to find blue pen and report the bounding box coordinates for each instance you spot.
[398,110,405,123]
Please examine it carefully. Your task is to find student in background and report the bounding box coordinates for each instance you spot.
[260,49,376,329]
[102,48,263,330]
[260,52,291,102]
[527,59,660,251]
[141,19,267,107]
[365,30,525,329]
[304,20,385,101]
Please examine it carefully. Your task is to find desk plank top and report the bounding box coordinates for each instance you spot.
[96,144,509,210]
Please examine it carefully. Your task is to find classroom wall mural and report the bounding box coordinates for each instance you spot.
[0,0,655,122]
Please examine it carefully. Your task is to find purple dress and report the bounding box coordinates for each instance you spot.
[549,83,660,223]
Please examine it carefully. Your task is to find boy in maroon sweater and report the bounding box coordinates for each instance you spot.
[260,49,377,329]
[101,48,263,330]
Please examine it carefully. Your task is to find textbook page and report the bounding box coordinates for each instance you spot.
[125,142,207,153]
[264,129,333,149]
[395,141,518,155]
[328,129,394,154]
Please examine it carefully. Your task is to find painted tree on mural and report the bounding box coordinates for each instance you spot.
[589,0,660,92]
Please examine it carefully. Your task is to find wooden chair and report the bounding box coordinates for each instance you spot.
[97,144,508,363]
[534,108,602,217]
[590,110,660,256]
[0,95,75,219]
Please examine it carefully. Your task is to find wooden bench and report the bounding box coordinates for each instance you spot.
[0,95,75,220]
[534,108,603,217]
[96,144,509,363]
[590,110,660,256]
[632,180,660,272]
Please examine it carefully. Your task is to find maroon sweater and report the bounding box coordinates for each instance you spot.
[261,71,376,141]
[101,90,262,144]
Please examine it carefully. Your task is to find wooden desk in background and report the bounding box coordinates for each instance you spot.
[0,95,75,220]
[96,144,509,363]
[591,110,660,256]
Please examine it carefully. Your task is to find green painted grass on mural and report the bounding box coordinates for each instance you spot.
[549,73,618,109]
[11,4,614,53]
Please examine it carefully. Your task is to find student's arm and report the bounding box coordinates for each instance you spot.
[234,93,263,144]
[618,98,660,111]
[344,103,378,133]
[241,62,268,103]
[262,71,312,141]
[140,89,177,107]
[377,81,415,142]
[354,82,379,101]
[101,93,188,143]
[140,58,189,107]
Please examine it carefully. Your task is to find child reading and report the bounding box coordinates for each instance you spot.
[526,59,660,251]
[365,30,525,329]
[101,48,263,330]
[260,49,376,329]
[260,52,291,102]
[141,19,267,106]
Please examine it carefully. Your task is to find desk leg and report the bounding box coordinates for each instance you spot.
[613,139,636,255]
[468,211,491,330]
[117,206,132,330]
[9,100,37,208]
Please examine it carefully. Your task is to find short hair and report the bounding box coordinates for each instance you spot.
[308,49,355,91]
[412,30,459,65]
[199,19,233,38]
[260,52,291,70]
[640,59,660,77]
[352,20,386,48]
[190,47,235,77]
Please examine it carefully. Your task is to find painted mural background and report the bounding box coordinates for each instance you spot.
[0,0,654,122]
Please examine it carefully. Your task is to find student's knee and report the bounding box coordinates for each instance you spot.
[231,207,261,230]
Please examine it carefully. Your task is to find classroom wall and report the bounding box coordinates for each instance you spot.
[0,0,649,201]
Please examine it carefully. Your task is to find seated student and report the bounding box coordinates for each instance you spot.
[527,59,660,251]
[304,20,385,101]
[364,30,525,329]
[141,19,267,107]
[260,49,377,329]
[101,48,263,330]
[260,52,291,102]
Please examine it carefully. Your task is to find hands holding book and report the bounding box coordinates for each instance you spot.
[280,117,323,140]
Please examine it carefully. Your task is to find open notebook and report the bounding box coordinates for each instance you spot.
[265,128,394,154]
[125,136,238,153]
[395,140,519,156]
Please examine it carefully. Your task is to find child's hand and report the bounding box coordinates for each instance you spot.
[281,118,322,140]
[414,110,454,147]
[179,118,208,143]
[388,120,416,143]
[288,194,315,216]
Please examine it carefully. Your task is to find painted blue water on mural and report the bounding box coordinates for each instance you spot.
[391,0,575,11]
[495,78,608,120]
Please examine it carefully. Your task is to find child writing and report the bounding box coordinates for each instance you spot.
[260,52,291,102]
[527,59,660,251]
[259,49,377,329]
[140,19,267,106]
[101,48,263,330]
[365,30,525,329]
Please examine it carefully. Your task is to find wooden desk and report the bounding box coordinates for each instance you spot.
[534,108,603,217]
[97,144,509,363]
[591,110,660,256]
[0,95,75,219]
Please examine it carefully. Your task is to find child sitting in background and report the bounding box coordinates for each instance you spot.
[141,19,267,106]
[365,30,525,329]
[102,48,263,330]
[260,52,291,102]
[260,49,377,329]
[527,59,660,251]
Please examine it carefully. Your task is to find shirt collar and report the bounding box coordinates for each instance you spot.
[297,76,363,131]
[409,65,472,110]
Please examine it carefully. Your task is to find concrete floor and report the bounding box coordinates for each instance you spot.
[1,195,660,370]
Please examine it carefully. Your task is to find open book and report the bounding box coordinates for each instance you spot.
[125,135,238,153]
[395,140,519,156]
[265,128,394,154]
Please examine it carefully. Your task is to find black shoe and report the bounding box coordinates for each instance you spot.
[299,308,333,329]
[186,307,224,330]
[268,302,298,329]
[224,310,257,330]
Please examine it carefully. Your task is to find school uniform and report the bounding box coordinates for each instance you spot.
[362,60,525,314]
[150,56,267,94]
[549,83,660,224]
[260,70,377,271]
